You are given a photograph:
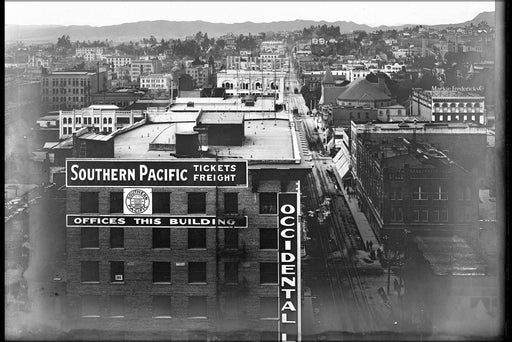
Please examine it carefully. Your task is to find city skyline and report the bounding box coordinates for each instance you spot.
[6,1,495,27]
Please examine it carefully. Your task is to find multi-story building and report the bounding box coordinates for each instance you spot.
[185,65,210,88]
[226,56,289,72]
[76,47,105,58]
[63,109,310,340]
[41,69,108,112]
[104,56,133,69]
[352,137,479,239]
[349,121,488,180]
[27,54,52,69]
[140,74,173,91]
[130,60,162,82]
[216,69,286,101]
[59,105,145,138]
[411,88,486,125]
[260,41,286,54]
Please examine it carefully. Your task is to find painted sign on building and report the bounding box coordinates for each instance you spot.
[66,215,248,228]
[278,192,301,342]
[66,159,248,187]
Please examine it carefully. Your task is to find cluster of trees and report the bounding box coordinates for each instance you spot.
[302,25,341,39]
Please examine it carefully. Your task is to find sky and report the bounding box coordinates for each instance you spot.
[5,1,495,27]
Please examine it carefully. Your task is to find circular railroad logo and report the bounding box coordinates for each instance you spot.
[125,189,150,214]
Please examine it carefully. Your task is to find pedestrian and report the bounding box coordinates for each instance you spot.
[369,240,373,250]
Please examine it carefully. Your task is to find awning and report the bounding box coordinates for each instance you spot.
[333,146,351,179]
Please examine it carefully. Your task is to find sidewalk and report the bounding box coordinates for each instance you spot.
[331,169,381,249]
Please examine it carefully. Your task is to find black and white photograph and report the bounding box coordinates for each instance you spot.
[4,1,505,341]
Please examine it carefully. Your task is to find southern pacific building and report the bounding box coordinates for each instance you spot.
[64,109,310,341]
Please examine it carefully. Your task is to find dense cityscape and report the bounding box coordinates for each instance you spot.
[5,2,504,341]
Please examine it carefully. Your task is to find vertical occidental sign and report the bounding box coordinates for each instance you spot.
[278,193,300,342]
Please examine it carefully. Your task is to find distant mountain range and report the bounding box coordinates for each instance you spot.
[5,11,495,43]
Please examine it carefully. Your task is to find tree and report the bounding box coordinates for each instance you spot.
[56,35,71,50]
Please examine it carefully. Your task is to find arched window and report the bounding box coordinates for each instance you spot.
[458,103,464,107]
[434,103,440,107]
[63,118,67,124]
[103,118,108,124]
[450,103,456,107]
[108,118,112,124]
[442,103,448,107]
[474,102,480,108]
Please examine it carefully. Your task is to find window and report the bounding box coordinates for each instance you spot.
[110,192,123,213]
[188,193,206,214]
[110,261,125,283]
[224,193,238,214]
[109,295,125,317]
[431,209,440,222]
[259,193,277,214]
[412,209,420,222]
[81,192,99,213]
[81,227,99,248]
[260,263,278,284]
[152,192,170,213]
[188,262,207,283]
[81,295,101,317]
[224,229,238,249]
[412,186,427,200]
[153,262,171,283]
[110,228,124,248]
[440,208,448,222]
[260,229,277,249]
[152,296,172,318]
[260,297,278,318]
[153,228,171,248]
[224,262,239,284]
[390,208,403,222]
[81,261,100,282]
[188,296,207,318]
[435,186,448,200]
[188,229,206,249]
[420,210,429,222]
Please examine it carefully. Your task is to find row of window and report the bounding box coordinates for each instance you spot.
[389,208,449,223]
[63,127,112,135]
[389,186,471,201]
[47,88,85,95]
[48,96,85,103]
[81,227,277,250]
[80,192,278,215]
[80,294,279,319]
[80,261,278,285]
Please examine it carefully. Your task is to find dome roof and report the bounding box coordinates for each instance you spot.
[337,78,392,102]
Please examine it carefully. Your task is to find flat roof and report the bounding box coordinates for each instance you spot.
[170,97,276,112]
[415,235,487,276]
[113,119,297,162]
[198,112,244,125]
[88,105,120,110]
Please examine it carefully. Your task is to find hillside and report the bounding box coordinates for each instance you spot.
[5,11,495,43]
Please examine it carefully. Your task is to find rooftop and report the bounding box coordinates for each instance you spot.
[170,97,276,112]
[88,104,120,110]
[113,118,299,164]
[197,111,244,125]
[337,78,392,102]
[415,235,487,276]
